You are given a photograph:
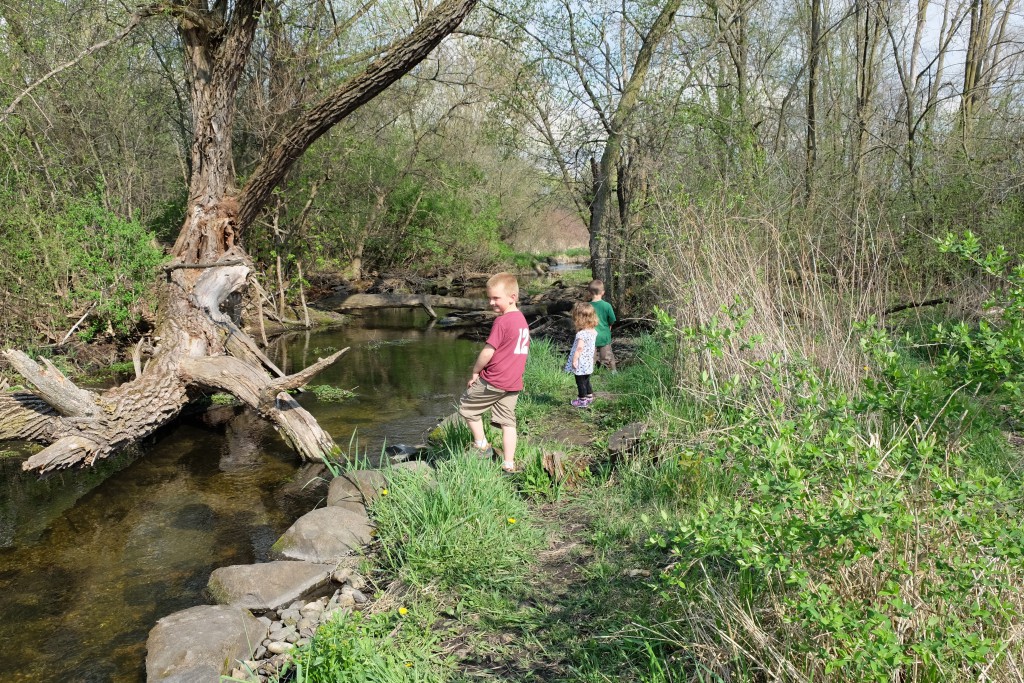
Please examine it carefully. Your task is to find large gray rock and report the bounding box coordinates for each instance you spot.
[383,443,423,463]
[207,561,335,610]
[327,470,386,508]
[146,605,267,682]
[270,507,373,563]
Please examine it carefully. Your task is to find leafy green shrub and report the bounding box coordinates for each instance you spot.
[925,231,1024,427]
[0,192,165,346]
[649,295,1024,682]
[58,196,167,339]
[371,453,542,592]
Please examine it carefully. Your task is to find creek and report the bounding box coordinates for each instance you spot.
[0,309,479,682]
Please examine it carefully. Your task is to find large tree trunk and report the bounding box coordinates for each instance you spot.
[2,0,479,474]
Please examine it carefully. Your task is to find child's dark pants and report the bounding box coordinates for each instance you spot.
[574,374,592,398]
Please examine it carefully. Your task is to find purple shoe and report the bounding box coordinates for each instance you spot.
[571,398,588,408]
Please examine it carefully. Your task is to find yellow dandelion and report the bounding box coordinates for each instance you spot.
[405,662,413,668]
[398,607,408,615]
[507,517,517,524]
[380,488,389,496]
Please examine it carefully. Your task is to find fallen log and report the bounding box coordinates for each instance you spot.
[334,293,565,318]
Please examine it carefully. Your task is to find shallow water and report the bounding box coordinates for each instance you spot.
[0,309,478,682]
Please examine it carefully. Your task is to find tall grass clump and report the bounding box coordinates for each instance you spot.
[371,453,542,593]
[640,235,1024,681]
[645,190,903,393]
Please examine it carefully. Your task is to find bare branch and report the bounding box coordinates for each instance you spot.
[266,348,349,395]
[2,6,156,118]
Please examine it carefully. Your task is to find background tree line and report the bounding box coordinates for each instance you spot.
[1,0,1023,357]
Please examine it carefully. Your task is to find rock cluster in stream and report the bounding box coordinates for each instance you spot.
[145,460,433,682]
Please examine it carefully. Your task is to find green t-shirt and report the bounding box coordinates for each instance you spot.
[590,299,616,347]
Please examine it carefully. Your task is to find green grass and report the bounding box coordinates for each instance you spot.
[500,247,589,272]
[517,337,576,427]
[371,452,543,593]
[273,607,451,683]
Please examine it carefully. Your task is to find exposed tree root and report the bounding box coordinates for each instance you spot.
[3,259,347,474]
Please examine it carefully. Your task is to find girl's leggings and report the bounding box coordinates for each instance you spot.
[574,374,592,398]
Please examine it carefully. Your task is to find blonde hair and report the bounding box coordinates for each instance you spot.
[572,302,599,330]
[487,272,519,298]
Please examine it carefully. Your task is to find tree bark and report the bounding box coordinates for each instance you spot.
[805,0,822,201]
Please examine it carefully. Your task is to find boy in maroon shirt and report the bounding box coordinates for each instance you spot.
[458,273,530,472]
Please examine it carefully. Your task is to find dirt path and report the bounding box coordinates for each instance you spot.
[444,402,655,682]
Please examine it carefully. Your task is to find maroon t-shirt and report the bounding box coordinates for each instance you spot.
[480,310,530,391]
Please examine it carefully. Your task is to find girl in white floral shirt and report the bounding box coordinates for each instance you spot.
[565,302,598,407]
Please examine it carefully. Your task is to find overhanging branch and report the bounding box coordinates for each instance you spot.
[236,0,479,230]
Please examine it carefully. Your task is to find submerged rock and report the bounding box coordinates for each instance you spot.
[383,443,422,463]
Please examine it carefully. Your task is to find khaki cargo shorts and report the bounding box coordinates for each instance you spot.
[458,379,519,428]
[597,343,615,365]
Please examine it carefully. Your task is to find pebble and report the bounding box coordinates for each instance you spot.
[300,602,323,619]
[266,641,292,655]
[288,600,304,611]
[348,573,367,590]
[270,625,296,643]
[280,609,301,625]
[337,593,356,609]
[285,632,299,644]
[332,567,352,584]
[257,616,273,629]
[253,646,266,660]
[350,589,368,604]
[297,637,310,647]
[300,626,315,638]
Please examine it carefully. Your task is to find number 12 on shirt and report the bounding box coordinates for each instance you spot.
[514,329,530,355]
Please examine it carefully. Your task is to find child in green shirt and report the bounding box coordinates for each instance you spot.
[588,279,617,373]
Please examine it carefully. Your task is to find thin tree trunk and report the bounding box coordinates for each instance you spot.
[589,0,683,295]
[298,260,311,329]
[276,254,287,319]
[805,0,822,201]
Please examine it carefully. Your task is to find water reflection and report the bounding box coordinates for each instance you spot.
[0,310,478,681]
